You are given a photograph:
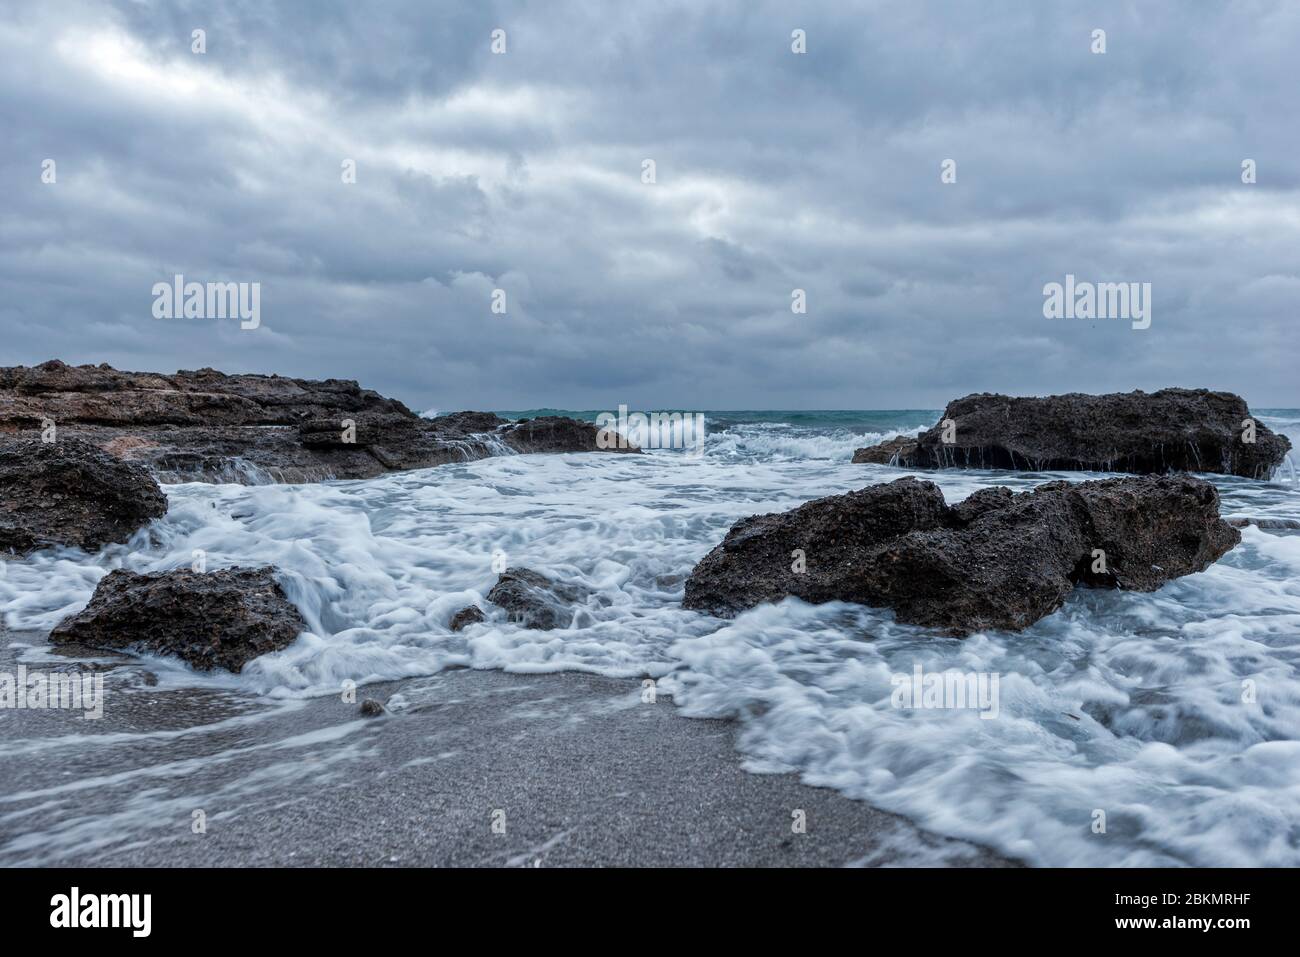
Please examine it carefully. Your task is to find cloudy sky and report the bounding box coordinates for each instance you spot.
[3,1,1297,411]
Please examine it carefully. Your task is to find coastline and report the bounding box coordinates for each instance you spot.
[0,639,1017,868]
[1,363,1294,867]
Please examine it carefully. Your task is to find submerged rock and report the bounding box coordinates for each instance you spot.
[359,699,386,717]
[0,360,635,484]
[49,567,307,672]
[1227,516,1300,530]
[852,389,1291,479]
[684,475,1239,635]
[0,438,167,555]
[485,567,589,630]
[448,605,486,631]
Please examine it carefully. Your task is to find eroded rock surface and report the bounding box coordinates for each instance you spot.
[852,389,1290,479]
[0,360,636,483]
[684,475,1239,635]
[681,477,950,615]
[49,567,307,672]
[0,438,167,555]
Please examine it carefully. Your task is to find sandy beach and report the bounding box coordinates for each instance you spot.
[0,635,1015,868]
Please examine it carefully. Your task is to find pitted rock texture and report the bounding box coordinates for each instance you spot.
[0,438,167,555]
[0,360,637,484]
[50,566,307,673]
[852,389,1290,479]
[684,475,1239,635]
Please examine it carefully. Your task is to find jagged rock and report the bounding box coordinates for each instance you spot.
[682,477,950,615]
[485,567,589,630]
[856,485,1087,633]
[49,566,307,672]
[1068,477,1239,590]
[852,389,1291,478]
[684,475,1239,635]
[449,605,486,631]
[0,360,637,484]
[0,438,167,555]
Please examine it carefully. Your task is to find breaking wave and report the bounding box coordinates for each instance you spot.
[3,409,1299,866]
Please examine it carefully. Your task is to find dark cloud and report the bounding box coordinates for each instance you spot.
[2,0,1297,410]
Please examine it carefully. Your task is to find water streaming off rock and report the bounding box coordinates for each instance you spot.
[2,411,1298,866]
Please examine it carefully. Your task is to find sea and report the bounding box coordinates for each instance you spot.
[2,409,1298,866]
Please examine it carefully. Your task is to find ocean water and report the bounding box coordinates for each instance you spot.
[2,410,1299,866]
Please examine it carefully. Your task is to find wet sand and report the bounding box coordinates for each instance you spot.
[0,638,1017,867]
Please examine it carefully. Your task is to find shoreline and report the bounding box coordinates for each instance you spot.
[0,641,1018,868]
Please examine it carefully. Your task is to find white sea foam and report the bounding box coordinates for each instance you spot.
[705,424,923,463]
[2,424,1298,866]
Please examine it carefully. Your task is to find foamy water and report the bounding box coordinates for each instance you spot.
[2,412,1298,866]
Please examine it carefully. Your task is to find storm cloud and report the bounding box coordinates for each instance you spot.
[2,0,1297,410]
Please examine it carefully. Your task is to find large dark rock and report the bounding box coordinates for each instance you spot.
[0,438,167,555]
[0,360,636,484]
[485,567,589,630]
[49,566,307,673]
[684,475,1239,635]
[1068,476,1240,590]
[855,483,1088,634]
[681,477,950,615]
[852,389,1291,479]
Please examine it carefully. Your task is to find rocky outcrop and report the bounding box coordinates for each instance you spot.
[49,566,307,672]
[684,475,1239,635]
[680,477,951,615]
[852,389,1290,479]
[0,438,167,555]
[0,360,637,484]
[0,360,409,428]
[485,567,589,630]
